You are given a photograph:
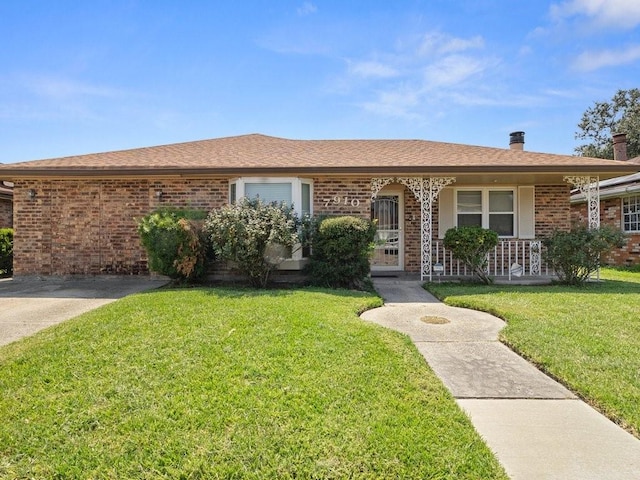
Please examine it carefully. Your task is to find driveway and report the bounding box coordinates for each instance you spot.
[0,277,168,347]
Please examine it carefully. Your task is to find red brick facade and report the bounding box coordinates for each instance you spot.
[535,185,571,238]
[12,177,576,276]
[572,198,640,266]
[13,178,228,276]
[0,198,12,228]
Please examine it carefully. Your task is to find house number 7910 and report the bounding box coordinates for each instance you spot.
[324,195,361,208]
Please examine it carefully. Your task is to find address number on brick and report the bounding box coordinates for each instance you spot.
[324,196,361,208]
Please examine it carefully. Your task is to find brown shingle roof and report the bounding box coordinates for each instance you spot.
[0,133,638,178]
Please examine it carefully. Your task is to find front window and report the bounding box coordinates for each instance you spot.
[456,188,515,237]
[623,195,640,232]
[245,182,292,205]
[229,177,313,218]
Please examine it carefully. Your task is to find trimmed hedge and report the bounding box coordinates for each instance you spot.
[0,228,13,276]
[543,224,625,285]
[204,198,299,288]
[306,216,376,289]
[137,209,209,281]
[443,226,498,284]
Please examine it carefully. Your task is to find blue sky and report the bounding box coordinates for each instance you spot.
[1,0,640,163]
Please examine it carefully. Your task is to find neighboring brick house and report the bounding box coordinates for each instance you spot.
[571,165,640,267]
[0,181,13,228]
[0,132,637,281]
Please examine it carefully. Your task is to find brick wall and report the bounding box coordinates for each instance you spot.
[404,190,421,272]
[13,178,228,276]
[312,177,371,217]
[573,197,640,265]
[535,185,571,238]
[0,198,12,228]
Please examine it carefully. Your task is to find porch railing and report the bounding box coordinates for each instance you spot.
[431,239,554,280]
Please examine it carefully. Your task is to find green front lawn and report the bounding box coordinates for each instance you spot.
[427,268,640,437]
[0,288,507,479]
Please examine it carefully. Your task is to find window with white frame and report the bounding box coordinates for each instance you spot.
[228,177,313,217]
[456,188,516,237]
[623,195,640,232]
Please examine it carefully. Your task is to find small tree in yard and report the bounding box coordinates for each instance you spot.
[543,224,625,286]
[443,226,499,284]
[205,198,299,288]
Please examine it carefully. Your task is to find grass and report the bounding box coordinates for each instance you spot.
[426,267,640,437]
[0,287,507,479]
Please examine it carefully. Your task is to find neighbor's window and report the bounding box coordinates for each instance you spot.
[229,177,313,217]
[456,189,515,237]
[623,195,640,233]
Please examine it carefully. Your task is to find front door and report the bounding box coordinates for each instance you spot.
[371,192,404,271]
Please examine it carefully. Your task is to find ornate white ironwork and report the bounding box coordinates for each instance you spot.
[423,177,456,281]
[371,178,394,199]
[370,176,456,281]
[564,175,600,230]
[529,240,541,276]
[396,177,423,200]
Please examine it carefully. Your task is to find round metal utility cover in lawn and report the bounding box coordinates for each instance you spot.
[420,315,450,324]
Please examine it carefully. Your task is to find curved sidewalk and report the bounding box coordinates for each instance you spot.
[361,277,640,480]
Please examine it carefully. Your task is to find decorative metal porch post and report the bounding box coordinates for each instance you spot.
[564,176,600,230]
[423,177,456,281]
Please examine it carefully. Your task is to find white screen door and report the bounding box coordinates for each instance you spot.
[371,193,404,270]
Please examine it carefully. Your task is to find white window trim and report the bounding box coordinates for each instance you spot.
[229,177,313,218]
[622,194,640,233]
[229,177,314,265]
[454,187,518,238]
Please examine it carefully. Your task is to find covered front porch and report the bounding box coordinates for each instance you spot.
[370,175,601,282]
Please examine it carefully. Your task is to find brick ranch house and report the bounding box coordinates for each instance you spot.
[571,135,640,266]
[0,132,637,281]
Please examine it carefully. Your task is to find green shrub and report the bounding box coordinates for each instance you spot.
[204,198,299,288]
[543,224,625,285]
[306,216,376,289]
[0,228,13,276]
[443,226,499,284]
[137,209,209,281]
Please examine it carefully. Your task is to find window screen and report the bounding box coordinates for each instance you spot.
[245,183,292,205]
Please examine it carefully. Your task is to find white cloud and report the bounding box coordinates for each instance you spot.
[423,55,486,88]
[348,60,399,79]
[418,32,484,56]
[297,2,317,17]
[361,88,422,119]
[572,44,640,71]
[551,0,640,29]
[337,30,498,119]
[24,75,123,100]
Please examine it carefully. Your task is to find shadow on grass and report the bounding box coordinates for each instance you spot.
[426,277,640,299]
[137,283,379,302]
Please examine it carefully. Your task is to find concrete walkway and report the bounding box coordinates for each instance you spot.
[361,277,640,480]
[0,277,168,347]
